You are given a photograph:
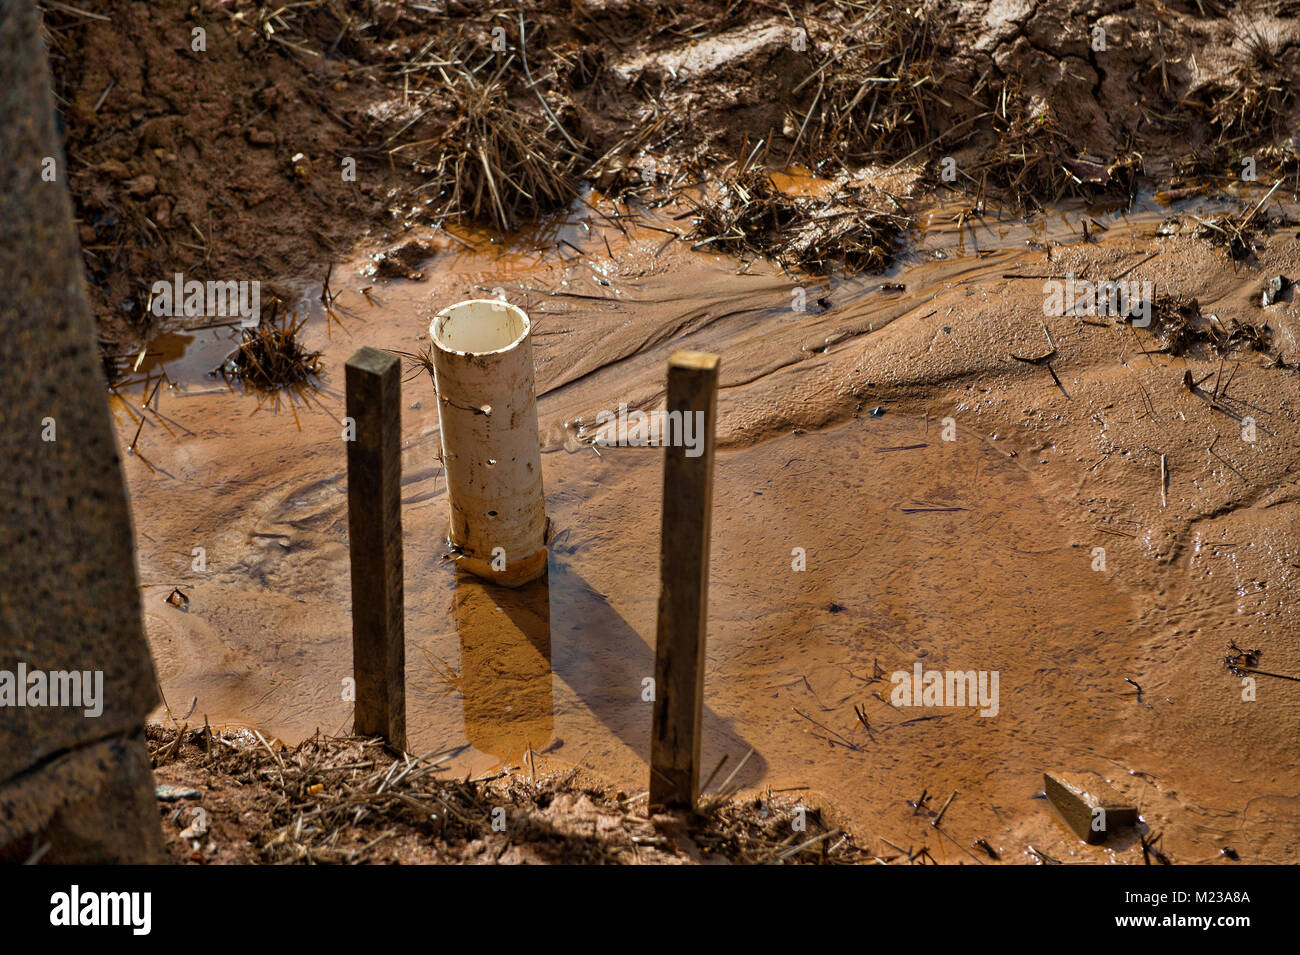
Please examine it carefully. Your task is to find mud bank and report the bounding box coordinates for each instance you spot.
[47,1,1300,355]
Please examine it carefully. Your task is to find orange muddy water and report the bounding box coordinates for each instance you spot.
[114,184,1300,864]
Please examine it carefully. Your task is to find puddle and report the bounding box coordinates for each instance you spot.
[117,181,1300,860]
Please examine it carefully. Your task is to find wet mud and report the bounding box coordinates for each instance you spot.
[118,183,1300,863]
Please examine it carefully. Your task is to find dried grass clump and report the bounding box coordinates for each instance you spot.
[1138,295,1274,358]
[150,726,487,864]
[971,85,1141,210]
[394,40,584,231]
[1196,21,1296,146]
[226,309,322,392]
[689,164,802,256]
[780,182,908,275]
[254,736,487,864]
[789,1,952,167]
[692,798,872,864]
[688,154,907,275]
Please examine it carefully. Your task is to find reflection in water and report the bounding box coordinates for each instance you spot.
[449,550,769,792]
[453,569,553,762]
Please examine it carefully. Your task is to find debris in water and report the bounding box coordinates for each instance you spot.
[225,308,322,393]
[1159,453,1168,509]
[687,152,907,275]
[1140,829,1171,865]
[1223,641,1300,682]
[1193,179,1287,261]
[372,240,437,281]
[1262,274,1290,307]
[1139,296,1274,358]
[1124,677,1144,703]
[154,784,200,802]
[1042,771,1138,845]
[931,789,957,828]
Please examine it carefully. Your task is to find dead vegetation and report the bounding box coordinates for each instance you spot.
[46,0,1300,365]
[224,307,322,393]
[1135,294,1275,358]
[1201,21,1296,147]
[687,148,909,275]
[1192,179,1294,260]
[1172,20,1298,183]
[147,724,876,865]
[788,1,955,168]
[969,83,1142,211]
[392,32,585,232]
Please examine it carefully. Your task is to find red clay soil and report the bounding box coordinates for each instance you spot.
[46,1,1300,355]
[42,1,1300,864]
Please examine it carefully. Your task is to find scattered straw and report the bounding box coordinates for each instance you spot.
[687,153,908,275]
[147,725,880,865]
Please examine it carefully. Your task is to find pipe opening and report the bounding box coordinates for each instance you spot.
[432,300,529,355]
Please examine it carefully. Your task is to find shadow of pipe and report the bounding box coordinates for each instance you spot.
[450,552,768,795]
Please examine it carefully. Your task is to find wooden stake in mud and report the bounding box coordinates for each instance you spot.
[345,347,407,751]
[650,350,720,810]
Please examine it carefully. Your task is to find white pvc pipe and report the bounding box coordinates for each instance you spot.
[430,299,547,586]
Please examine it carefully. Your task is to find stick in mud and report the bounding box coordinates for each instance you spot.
[345,347,407,752]
[931,790,957,829]
[650,350,720,811]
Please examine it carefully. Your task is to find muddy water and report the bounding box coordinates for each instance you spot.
[115,185,1300,863]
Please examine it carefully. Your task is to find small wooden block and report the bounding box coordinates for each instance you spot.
[1043,771,1138,844]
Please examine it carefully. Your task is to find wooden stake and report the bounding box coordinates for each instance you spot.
[345,347,407,751]
[650,350,720,810]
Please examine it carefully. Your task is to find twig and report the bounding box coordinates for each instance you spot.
[931,790,957,828]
